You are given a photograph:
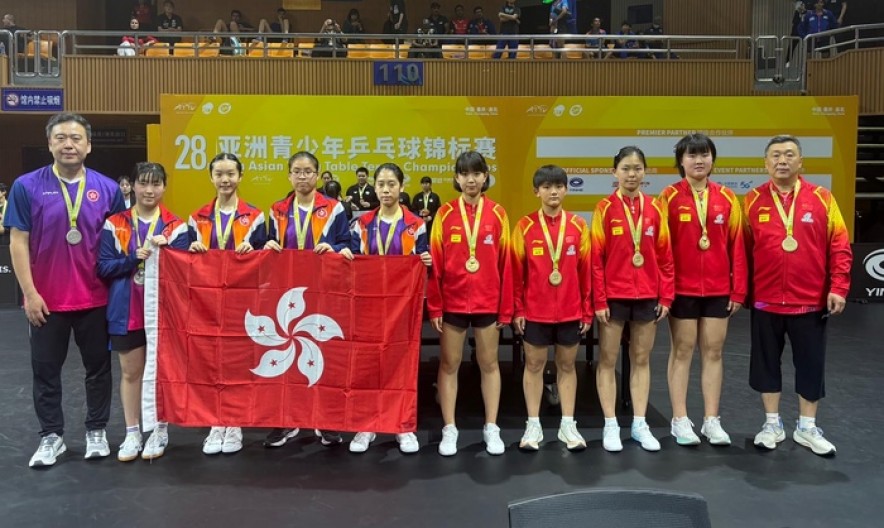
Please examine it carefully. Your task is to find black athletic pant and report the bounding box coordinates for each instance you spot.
[31,306,112,437]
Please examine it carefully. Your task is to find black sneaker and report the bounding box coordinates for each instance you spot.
[263,428,299,448]
[315,429,343,447]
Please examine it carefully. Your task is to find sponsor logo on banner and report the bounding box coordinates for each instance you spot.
[568,177,585,192]
[553,105,566,117]
[526,105,548,115]
[848,245,884,302]
[174,102,197,113]
[202,102,214,115]
[865,249,884,282]
[218,103,232,115]
[569,105,583,117]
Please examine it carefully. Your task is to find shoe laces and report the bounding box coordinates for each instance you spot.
[561,421,580,439]
[39,435,59,449]
[207,428,224,443]
[121,434,141,450]
[761,422,782,434]
[802,426,825,438]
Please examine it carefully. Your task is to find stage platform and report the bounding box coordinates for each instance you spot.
[0,306,881,527]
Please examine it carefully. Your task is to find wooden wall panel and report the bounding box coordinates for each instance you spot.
[807,49,884,115]
[5,0,76,31]
[664,0,751,36]
[63,56,763,114]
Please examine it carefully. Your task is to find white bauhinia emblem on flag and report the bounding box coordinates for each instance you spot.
[246,287,343,386]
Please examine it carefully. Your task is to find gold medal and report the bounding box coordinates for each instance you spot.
[698,235,710,251]
[538,208,567,289]
[549,269,562,286]
[133,268,146,285]
[458,196,485,275]
[771,180,801,255]
[617,190,646,268]
[65,228,83,245]
[781,236,798,252]
[632,252,645,268]
[692,186,710,252]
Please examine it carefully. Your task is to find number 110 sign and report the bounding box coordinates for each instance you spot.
[373,61,424,86]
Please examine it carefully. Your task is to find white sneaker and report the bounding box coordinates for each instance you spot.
[557,421,587,451]
[631,423,661,451]
[483,423,505,455]
[602,425,623,452]
[29,434,66,468]
[701,417,732,446]
[519,421,543,451]
[117,433,143,462]
[349,432,376,453]
[222,427,243,454]
[396,433,420,454]
[754,420,785,450]
[670,417,701,446]
[142,429,169,460]
[793,425,836,456]
[438,424,458,456]
[202,427,225,455]
[85,429,110,459]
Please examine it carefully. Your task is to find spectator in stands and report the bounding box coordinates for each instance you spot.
[255,8,291,42]
[787,2,807,66]
[384,0,408,36]
[801,1,838,55]
[118,17,157,56]
[314,19,346,58]
[585,17,608,57]
[221,10,254,32]
[345,167,380,213]
[155,1,183,45]
[414,18,442,58]
[132,0,154,31]
[548,0,571,54]
[342,9,365,35]
[1,14,28,55]
[427,3,450,35]
[468,7,496,35]
[492,0,520,59]
[450,5,469,35]
[824,0,847,27]
[646,16,670,59]
[614,21,639,58]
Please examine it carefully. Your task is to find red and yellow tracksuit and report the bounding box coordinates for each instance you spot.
[590,191,675,311]
[512,210,592,325]
[743,177,852,312]
[657,179,748,303]
[426,196,514,323]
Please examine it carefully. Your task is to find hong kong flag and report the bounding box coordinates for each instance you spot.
[142,249,425,434]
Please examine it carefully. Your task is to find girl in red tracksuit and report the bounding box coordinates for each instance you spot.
[187,153,267,457]
[591,146,674,453]
[512,165,592,452]
[98,162,189,462]
[426,150,513,457]
[657,134,748,448]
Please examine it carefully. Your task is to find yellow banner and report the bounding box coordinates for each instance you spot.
[159,95,857,236]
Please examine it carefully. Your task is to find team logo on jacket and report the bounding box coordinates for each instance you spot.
[87,190,100,202]
[247,287,343,386]
[316,208,327,218]
[801,212,814,223]
[407,226,415,236]
[645,226,655,237]
[714,213,725,225]
[239,216,250,226]
[566,245,576,256]
[483,234,494,245]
